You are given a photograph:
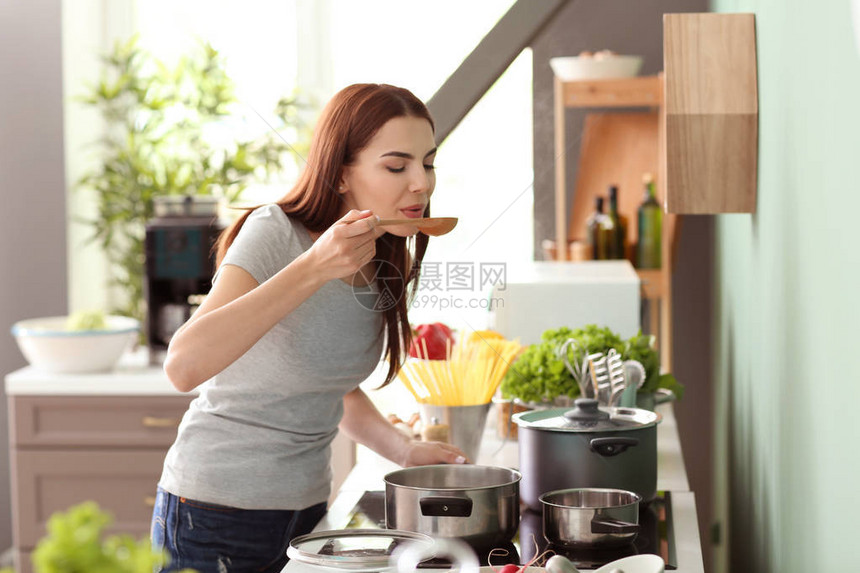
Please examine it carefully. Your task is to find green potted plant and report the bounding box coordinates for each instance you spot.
[75,36,313,322]
[499,324,684,409]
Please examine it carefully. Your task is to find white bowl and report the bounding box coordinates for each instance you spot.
[550,55,643,81]
[595,554,664,573]
[11,315,140,374]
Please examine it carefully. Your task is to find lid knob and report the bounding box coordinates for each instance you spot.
[563,398,611,422]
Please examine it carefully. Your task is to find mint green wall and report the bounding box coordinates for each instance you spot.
[711,0,860,571]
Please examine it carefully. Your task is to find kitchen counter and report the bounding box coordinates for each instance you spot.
[4,351,195,573]
[5,358,703,572]
[4,349,181,396]
[283,402,704,573]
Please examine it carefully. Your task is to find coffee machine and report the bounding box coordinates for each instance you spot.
[144,196,225,364]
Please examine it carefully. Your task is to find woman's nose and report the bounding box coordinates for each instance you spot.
[409,167,432,193]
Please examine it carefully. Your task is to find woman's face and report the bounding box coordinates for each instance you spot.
[340,115,436,237]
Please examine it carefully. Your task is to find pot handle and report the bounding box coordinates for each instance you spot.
[591,516,640,535]
[655,388,676,405]
[589,437,639,457]
[419,496,473,517]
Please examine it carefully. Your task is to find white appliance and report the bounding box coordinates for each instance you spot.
[488,260,640,344]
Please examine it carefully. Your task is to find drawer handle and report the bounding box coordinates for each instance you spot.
[142,416,181,428]
[144,496,156,508]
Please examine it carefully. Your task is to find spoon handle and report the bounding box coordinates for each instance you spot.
[376,218,427,226]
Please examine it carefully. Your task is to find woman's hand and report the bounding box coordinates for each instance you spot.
[340,388,469,468]
[304,209,385,282]
[401,440,469,467]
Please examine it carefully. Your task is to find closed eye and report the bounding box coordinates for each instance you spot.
[386,166,406,173]
[424,164,435,171]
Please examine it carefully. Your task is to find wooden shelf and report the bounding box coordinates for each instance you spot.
[559,76,663,108]
[552,73,675,372]
[636,269,663,299]
[553,75,666,262]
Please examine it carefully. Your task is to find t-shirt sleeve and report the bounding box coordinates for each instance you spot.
[214,205,296,285]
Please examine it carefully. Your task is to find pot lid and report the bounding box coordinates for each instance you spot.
[287,529,434,571]
[512,398,661,432]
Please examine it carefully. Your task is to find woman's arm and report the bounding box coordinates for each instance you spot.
[339,387,468,466]
[163,254,324,391]
[164,209,382,392]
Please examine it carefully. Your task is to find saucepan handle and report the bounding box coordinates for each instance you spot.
[589,436,639,457]
[591,516,640,535]
[419,496,473,517]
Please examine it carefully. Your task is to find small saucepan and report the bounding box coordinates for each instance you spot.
[540,488,641,548]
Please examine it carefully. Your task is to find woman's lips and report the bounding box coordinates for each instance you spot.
[399,207,425,219]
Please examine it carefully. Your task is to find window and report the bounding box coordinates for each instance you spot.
[65,0,534,335]
[326,1,534,331]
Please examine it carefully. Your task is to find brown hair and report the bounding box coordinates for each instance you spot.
[215,84,433,387]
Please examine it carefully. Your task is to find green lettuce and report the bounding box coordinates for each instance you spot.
[500,325,684,403]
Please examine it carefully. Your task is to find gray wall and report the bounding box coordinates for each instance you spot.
[529,0,715,569]
[0,0,68,552]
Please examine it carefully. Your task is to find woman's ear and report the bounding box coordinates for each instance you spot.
[338,167,351,194]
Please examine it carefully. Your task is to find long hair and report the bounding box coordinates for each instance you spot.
[215,84,433,387]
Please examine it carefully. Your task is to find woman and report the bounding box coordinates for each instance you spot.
[151,84,467,573]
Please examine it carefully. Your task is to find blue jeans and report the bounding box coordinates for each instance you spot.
[151,487,327,573]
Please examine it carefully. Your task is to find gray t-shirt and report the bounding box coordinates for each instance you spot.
[158,204,384,509]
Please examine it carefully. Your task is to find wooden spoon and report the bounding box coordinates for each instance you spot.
[376,217,458,236]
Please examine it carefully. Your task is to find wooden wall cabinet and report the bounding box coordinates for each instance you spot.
[663,12,759,213]
[8,394,194,573]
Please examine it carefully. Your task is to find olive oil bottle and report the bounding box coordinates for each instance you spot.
[636,173,662,269]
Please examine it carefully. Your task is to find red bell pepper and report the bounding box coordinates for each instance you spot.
[408,322,455,360]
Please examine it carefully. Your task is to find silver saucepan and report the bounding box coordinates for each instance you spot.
[384,464,521,550]
[541,488,641,548]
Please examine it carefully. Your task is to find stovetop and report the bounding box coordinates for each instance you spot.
[345,491,677,571]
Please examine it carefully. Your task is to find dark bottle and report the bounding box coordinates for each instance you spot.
[607,186,628,260]
[636,173,662,269]
[586,197,612,259]
[586,197,603,259]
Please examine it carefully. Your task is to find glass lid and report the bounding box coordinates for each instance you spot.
[287,529,434,571]
[512,398,661,432]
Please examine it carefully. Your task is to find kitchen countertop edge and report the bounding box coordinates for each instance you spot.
[5,350,190,396]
